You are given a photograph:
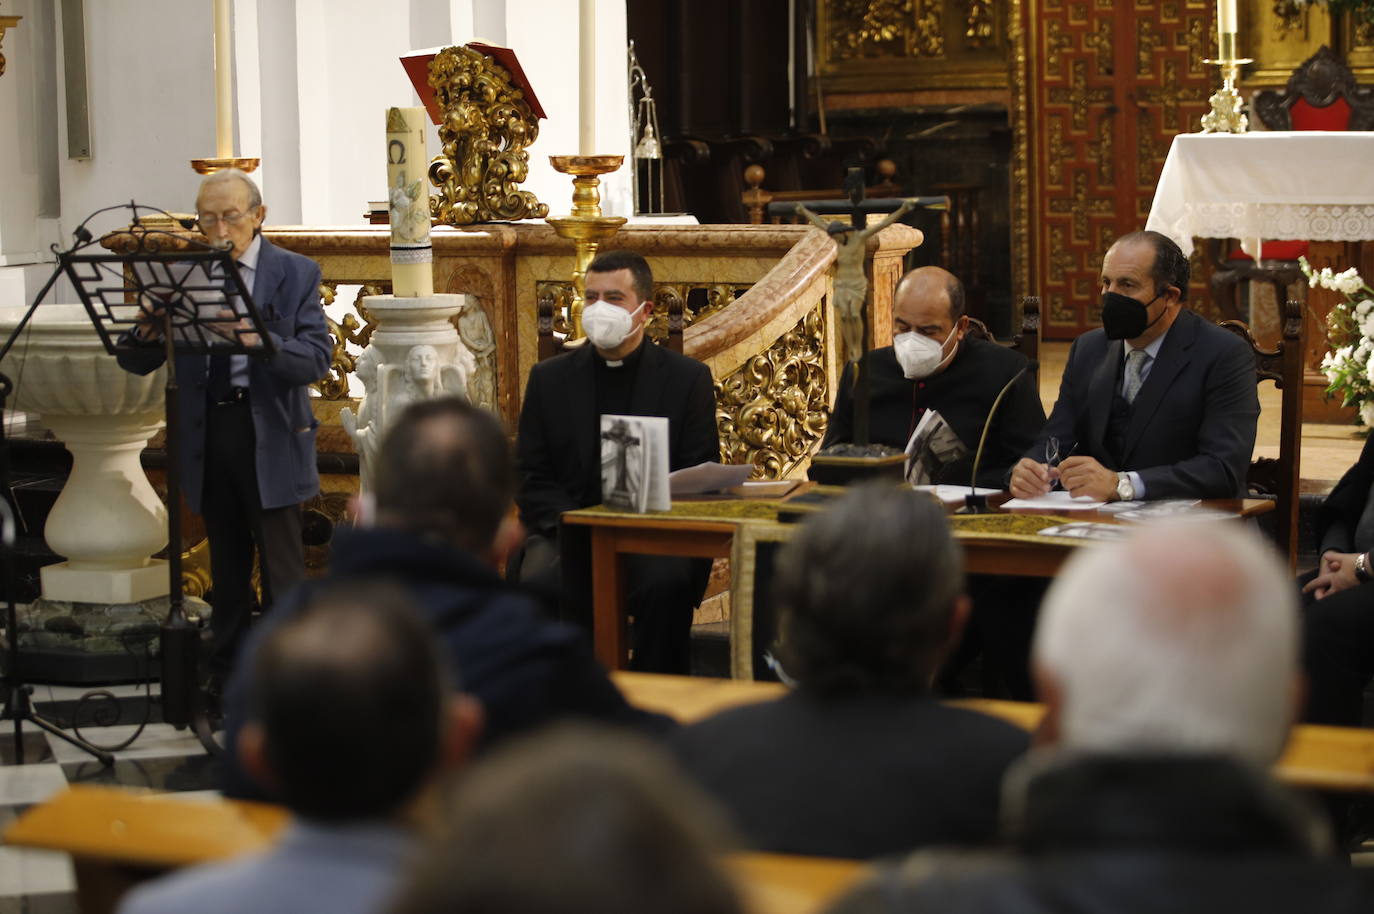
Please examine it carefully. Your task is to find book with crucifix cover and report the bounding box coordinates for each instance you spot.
[600,415,670,513]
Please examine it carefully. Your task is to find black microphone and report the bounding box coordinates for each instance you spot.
[957,361,1033,515]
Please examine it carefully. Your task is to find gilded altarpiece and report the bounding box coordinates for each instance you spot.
[1026,0,1215,338]
[817,0,1011,90]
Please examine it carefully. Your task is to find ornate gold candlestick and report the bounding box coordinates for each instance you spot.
[189,157,261,175]
[546,154,627,341]
[1200,31,1252,134]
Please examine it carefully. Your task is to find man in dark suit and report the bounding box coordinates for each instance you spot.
[515,250,719,672]
[1010,230,1258,502]
[117,169,331,680]
[824,265,1044,487]
[1301,433,1374,726]
[670,485,1028,860]
[220,396,670,799]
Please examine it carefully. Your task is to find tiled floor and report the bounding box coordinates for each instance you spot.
[0,685,214,912]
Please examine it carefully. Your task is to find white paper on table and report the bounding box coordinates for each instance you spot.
[1000,491,1104,511]
[914,484,1002,505]
[669,461,755,495]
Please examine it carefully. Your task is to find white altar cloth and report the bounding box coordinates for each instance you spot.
[1146,132,1374,258]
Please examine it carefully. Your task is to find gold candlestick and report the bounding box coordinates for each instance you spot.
[546,154,627,341]
[1200,31,1252,134]
[189,157,261,175]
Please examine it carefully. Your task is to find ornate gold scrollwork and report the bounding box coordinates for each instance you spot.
[828,0,913,60]
[911,0,946,56]
[965,0,994,47]
[1273,0,1308,35]
[313,282,385,400]
[427,45,549,225]
[534,280,747,344]
[180,538,213,600]
[715,305,829,480]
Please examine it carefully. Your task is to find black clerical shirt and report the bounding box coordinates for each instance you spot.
[593,338,646,420]
[823,336,1045,487]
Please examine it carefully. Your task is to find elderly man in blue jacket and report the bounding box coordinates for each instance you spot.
[117,168,331,682]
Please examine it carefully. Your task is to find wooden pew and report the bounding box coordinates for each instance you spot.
[613,671,1374,794]
[3,787,288,914]
[5,783,864,914]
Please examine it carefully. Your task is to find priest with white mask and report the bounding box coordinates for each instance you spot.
[823,266,1044,488]
[513,250,719,673]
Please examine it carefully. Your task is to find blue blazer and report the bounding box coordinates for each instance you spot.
[118,238,332,512]
[1027,308,1259,499]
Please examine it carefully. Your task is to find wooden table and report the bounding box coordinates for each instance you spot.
[565,495,1272,670]
[613,671,1374,794]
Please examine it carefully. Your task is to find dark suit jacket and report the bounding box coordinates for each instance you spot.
[515,340,720,537]
[824,337,1045,488]
[670,690,1029,860]
[220,527,674,799]
[117,238,332,512]
[1027,308,1258,499]
[1316,432,1374,555]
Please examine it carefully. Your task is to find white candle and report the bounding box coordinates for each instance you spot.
[386,107,434,299]
[213,0,233,158]
[1217,0,1237,35]
[579,0,595,155]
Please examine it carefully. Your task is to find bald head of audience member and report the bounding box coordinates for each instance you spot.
[1033,522,1299,766]
[891,266,968,376]
[237,581,481,823]
[774,484,968,696]
[370,396,520,562]
[387,726,743,914]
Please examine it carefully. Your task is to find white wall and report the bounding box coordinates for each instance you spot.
[57,1,214,233]
[503,0,632,218]
[0,0,634,306]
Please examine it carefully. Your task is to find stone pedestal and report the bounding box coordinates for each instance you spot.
[1,304,180,680]
[340,293,474,491]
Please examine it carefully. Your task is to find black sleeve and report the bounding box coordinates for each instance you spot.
[514,364,579,537]
[977,365,1048,488]
[823,360,857,448]
[1319,433,1374,549]
[114,331,168,376]
[1025,335,1085,462]
[674,361,722,469]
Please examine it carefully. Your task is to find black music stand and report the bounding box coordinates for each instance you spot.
[61,212,275,751]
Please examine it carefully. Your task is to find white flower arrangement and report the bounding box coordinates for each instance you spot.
[1302,255,1374,429]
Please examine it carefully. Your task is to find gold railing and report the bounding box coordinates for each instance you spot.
[265,221,921,480]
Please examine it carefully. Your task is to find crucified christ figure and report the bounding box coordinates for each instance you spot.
[795,199,916,363]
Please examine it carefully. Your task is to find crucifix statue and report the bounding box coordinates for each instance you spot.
[771,169,945,450]
[600,418,641,507]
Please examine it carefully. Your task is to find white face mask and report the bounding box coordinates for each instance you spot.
[582,300,645,351]
[892,325,957,380]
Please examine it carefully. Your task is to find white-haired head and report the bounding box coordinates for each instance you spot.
[196,168,262,211]
[1033,521,1299,766]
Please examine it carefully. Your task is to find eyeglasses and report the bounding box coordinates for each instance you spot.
[197,210,253,229]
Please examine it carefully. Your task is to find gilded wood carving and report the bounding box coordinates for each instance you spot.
[716,305,830,480]
[427,45,548,225]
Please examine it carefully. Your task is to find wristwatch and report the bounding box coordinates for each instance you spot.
[1115,472,1135,502]
[1356,551,1372,583]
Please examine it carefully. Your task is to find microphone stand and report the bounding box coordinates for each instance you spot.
[957,363,1031,515]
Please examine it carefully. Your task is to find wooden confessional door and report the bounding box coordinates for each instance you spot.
[1028,0,1215,339]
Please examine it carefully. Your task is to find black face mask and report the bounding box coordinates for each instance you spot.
[1101,290,1165,340]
